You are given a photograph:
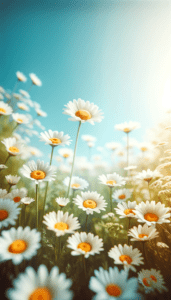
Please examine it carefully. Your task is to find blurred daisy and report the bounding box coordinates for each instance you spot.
[8,188,28,203]
[136,169,162,183]
[28,146,43,157]
[157,242,169,248]
[0,226,41,265]
[12,113,29,124]
[128,223,159,242]
[81,134,97,142]
[134,201,170,225]
[43,210,80,236]
[5,175,20,185]
[17,102,30,112]
[115,201,137,218]
[0,189,8,198]
[0,93,4,100]
[33,119,45,130]
[67,232,103,258]
[59,164,71,173]
[63,176,89,190]
[0,199,21,229]
[58,147,74,158]
[0,101,13,115]
[21,160,56,184]
[21,197,35,205]
[29,73,42,86]
[138,142,151,153]
[63,98,104,125]
[99,173,126,188]
[102,212,116,219]
[112,189,132,202]
[124,165,137,171]
[108,244,144,272]
[40,130,71,147]
[19,89,30,98]
[55,197,70,207]
[105,141,121,151]
[0,164,8,170]
[114,121,140,133]
[7,264,73,300]
[5,93,11,100]
[35,108,47,117]
[13,93,22,100]
[89,266,140,300]
[2,137,24,156]
[138,268,168,294]
[0,86,5,93]
[73,191,107,215]
[16,71,27,82]
[88,141,95,148]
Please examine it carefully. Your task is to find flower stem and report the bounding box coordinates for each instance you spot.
[109,187,113,212]
[85,214,88,232]
[82,255,86,278]
[4,154,10,165]
[36,184,39,230]
[126,132,129,176]
[66,121,81,198]
[142,241,147,266]
[22,205,26,227]
[43,147,54,217]
[27,83,33,92]
[7,184,12,193]
[127,218,131,245]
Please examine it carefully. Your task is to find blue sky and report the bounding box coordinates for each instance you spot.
[1,0,171,162]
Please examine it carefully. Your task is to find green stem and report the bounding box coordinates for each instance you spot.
[85,214,88,232]
[22,205,26,227]
[4,154,10,165]
[142,241,147,266]
[36,184,39,229]
[126,132,129,176]
[12,80,19,95]
[66,121,81,198]
[13,123,18,132]
[43,147,54,217]
[27,83,33,92]
[82,255,86,278]
[109,187,113,212]
[7,184,12,193]
[55,236,58,264]
[58,236,61,257]
[127,218,131,245]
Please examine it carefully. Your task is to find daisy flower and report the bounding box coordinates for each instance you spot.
[19,89,30,98]
[35,108,47,117]
[21,160,56,184]
[7,264,73,300]
[157,242,169,248]
[16,71,27,82]
[43,210,81,236]
[89,266,140,300]
[21,197,35,205]
[112,188,132,202]
[63,176,89,190]
[1,137,24,156]
[17,102,30,111]
[63,98,104,125]
[114,121,140,133]
[29,73,42,86]
[136,169,162,183]
[58,147,74,158]
[105,142,121,151]
[124,165,137,171]
[13,93,22,100]
[81,134,97,142]
[134,201,170,225]
[0,101,13,115]
[0,199,21,229]
[88,141,95,148]
[5,175,20,185]
[0,86,5,93]
[40,130,71,147]
[55,197,70,207]
[128,223,159,242]
[108,244,144,272]
[8,188,28,203]
[138,268,168,294]
[67,232,103,258]
[73,191,107,215]
[5,93,11,100]
[0,226,41,265]
[28,146,43,157]
[12,113,29,124]
[0,189,8,198]
[99,173,126,188]
[115,201,137,218]
[0,164,8,170]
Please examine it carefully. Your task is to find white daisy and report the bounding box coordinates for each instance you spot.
[81,134,97,142]
[19,89,30,98]
[67,232,103,258]
[157,242,169,248]
[5,93,11,100]
[35,108,47,117]
[87,141,95,148]
[63,176,89,190]
[0,86,5,93]
[28,146,43,157]
[33,119,45,130]
[115,201,137,218]
[40,130,71,147]
[0,189,8,198]
[99,173,126,188]
[0,164,8,170]
[12,113,29,124]
[17,102,30,111]
[0,101,13,115]
[89,266,140,300]
[136,169,162,183]
[128,223,159,242]
[112,189,132,202]
[8,188,28,203]
[105,142,121,151]
[21,160,56,184]
[5,175,20,185]
[13,93,22,100]
[43,210,81,237]
[58,147,74,158]
[21,197,35,205]
[114,121,140,133]
[108,244,144,272]
[138,268,168,294]
[124,165,137,171]
[0,199,21,229]
[134,201,170,225]
[29,73,42,86]
[0,226,41,265]
[0,93,4,100]
[7,264,73,300]
[63,98,104,125]
[73,191,107,215]
[55,197,70,207]
[16,71,27,82]
[1,137,24,156]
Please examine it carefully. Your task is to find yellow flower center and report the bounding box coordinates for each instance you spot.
[13,196,21,203]
[150,275,157,282]
[63,153,69,158]
[118,194,126,199]
[144,213,158,222]
[8,239,27,254]
[9,146,20,153]
[19,106,25,110]
[0,210,8,221]
[106,284,122,297]
[141,147,148,152]
[0,108,6,114]
[143,278,150,287]
[54,222,69,230]
[83,199,97,209]
[49,138,61,144]
[119,255,132,264]
[31,151,36,155]
[138,234,148,239]
[124,209,135,215]
[29,287,52,300]
[144,177,152,182]
[17,118,23,123]
[30,170,46,180]
[77,242,92,252]
[106,180,116,185]
[75,110,92,120]
[123,128,131,133]
[71,183,80,188]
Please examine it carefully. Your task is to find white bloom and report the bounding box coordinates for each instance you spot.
[136,169,162,182]
[5,175,20,185]
[16,71,27,82]
[0,101,13,115]
[115,201,137,218]
[138,268,168,294]
[157,242,169,248]
[99,172,126,187]
[13,93,22,100]
[0,164,8,170]
[112,188,132,202]
[128,223,159,242]
[102,212,115,219]
[105,142,121,151]
[40,130,71,147]
[73,191,107,215]
[5,93,11,99]
[81,134,97,142]
[108,244,144,272]
[35,108,47,117]
[55,197,70,207]
[2,137,24,156]
[87,141,95,148]
[7,264,73,300]
[43,211,80,237]
[63,98,104,125]
[17,102,30,111]
[28,146,43,157]
[58,147,74,158]
[0,189,8,198]
[0,199,21,229]
[29,73,42,86]
[21,197,35,205]
[59,164,70,173]
[0,86,5,93]
[124,165,137,171]
[114,121,140,133]
[63,176,89,190]
[12,113,29,124]
[67,232,103,258]
[19,89,30,98]
[0,93,4,100]
[8,188,28,203]
[33,119,45,130]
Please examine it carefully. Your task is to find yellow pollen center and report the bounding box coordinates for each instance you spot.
[19,106,25,110]
[106,284,122,297]
[143,278,150,287]
[0,108,6,114]
[144,177,152,182]
[31,151,36,155]
[71,183,80,188]
[77,242,92,252]
[150,275,157,282]
[54,222,69,230]
[75,110,92,120]
[8,239,27,254]
[29,287,52,300]
[119,255,132,264]
[0,210,8,221]
[13,196,21,203]
[118,194,126,199]
[123,128,130,133]
[144,213,158,222]
[141,147,147,152]
[30,170,46,180]
[9,146,19,153]
[17,118,23,123]
[124,209,135,215]
[138,234,148,239]
[83,199,97,209]
[63,153,69,158]
[49,138,61,144]
[106,180,116,185]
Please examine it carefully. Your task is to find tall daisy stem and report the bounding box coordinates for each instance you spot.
[66,121,81,198]
[27,83,33,92]
[126,132,129,176]
[43,147,54,217]
[142,241,147,266]
[127,218,131,245]
[7,184,12,193]
[22,205,26,227]
[85,214,88,232]
[4,154,10,165]
[109,187,113,212]
[82,255,86,278]
[36,184,39,229]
